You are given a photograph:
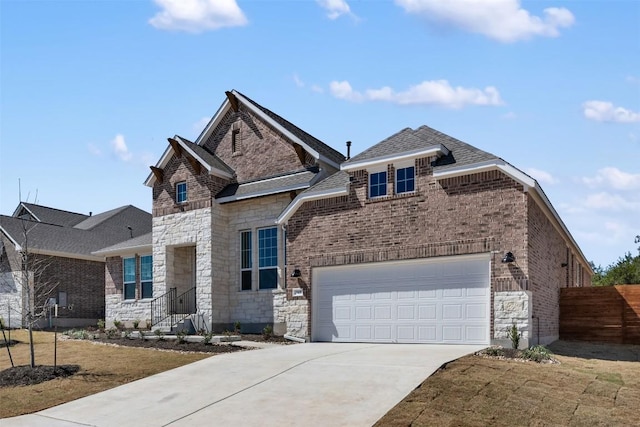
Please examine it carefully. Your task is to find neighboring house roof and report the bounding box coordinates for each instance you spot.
[0,205,152,261]
[92,232,152,258]
[13,202,88,227]
[215,168,324,203]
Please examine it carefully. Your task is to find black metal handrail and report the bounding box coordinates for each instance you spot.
[150,287,196,329]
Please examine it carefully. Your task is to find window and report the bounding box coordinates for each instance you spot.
[396,166,415,194]
[240,231,252,291]
[369,171,387,198]
[140,255,153,299]
[258,227,278,289]
[176,181,187,204]
[123,257,136,300]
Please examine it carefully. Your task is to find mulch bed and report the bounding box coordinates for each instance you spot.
[0,364,80,387]
[89,337,246,353]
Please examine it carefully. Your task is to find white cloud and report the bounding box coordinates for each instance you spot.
[394,0,574,43]
[582,100,640,123]
[525,168,556,185]
[293,73,305,88]
[110,134,132,162]
[87,143,102,156]
[584,192,640,212]
[149,0,247,33]
[582,167,640,191]
[329,79,503,108]
[317,0,352,20]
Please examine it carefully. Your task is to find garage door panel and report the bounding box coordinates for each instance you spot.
[313,255,490,344]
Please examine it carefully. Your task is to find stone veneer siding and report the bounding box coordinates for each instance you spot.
[493,291,532,348]
[105,255,152,328]
[286,162,530,341]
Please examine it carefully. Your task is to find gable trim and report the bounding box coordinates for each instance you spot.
[276,185,349,225]
[434,160,591,272]
[341,145,449,172]
[12,203,41,222]
[0,225,22,251]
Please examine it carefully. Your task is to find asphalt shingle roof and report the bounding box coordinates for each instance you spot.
[216,169,319,201]
[0,205,151,258]
[92,232,152,255]
[344,125,499,170]
[15,203,88,227]
[176,136,235,176]
[235,91,346,166]
[299,170,350,195]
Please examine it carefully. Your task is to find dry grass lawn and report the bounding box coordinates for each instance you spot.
[0,330,212,418]
[376,341,640,427]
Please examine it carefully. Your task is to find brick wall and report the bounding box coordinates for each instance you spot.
[202,106,311,182]
[286,160,529,339]
[32,254,105,320]
[152,154,230,217]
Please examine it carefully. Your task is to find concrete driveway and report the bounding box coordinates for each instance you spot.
[4,343,484,427]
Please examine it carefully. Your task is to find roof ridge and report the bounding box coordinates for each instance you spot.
[17,202,88,218]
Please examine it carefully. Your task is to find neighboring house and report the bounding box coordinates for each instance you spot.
[0,203,151,328]
[113,89,591,346]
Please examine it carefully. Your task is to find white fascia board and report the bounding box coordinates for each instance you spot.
[232,91,340,170]
[277,185,349,225]
[216,182,312,204]
[0,225,22,251]
[433,160,535,190]
[434,160,592,272]
[144,145,173,187]
[12,203,40,222]
[27,248,103,262]
[92,244,153,259]
[174,136,234,179]
[195,99,232,146]
[341,145,449,172]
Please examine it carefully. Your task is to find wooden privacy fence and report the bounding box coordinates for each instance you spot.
[560,285,640,344]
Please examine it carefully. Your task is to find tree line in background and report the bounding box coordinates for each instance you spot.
[589,235,640,286]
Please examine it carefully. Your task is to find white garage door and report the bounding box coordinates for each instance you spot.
[312,254,490,344]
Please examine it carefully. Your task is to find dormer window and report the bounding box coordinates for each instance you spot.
[369,171,387,198]
[176,181,187,204]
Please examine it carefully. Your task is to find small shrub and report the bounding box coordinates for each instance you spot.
[123,330,132,339]
[177,329,188,344]
[507,323,521,349]
[113,320,123,330]
[233,321,241,334]
[97,319,105,331]
[133,319,140,329]
[262,324,273,341]
[154,329,165,341]
[483,346,504,357]
[105,328,118,339]
[202,331,214,345]
[522,345,553,362]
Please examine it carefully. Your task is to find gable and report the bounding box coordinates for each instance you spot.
[201,106,313,182]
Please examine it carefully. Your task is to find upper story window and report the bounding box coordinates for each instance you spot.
[123,257,136,300]
[396,166,415,194]
[140,255,153,299]
[369,171,387,198]
[176,181,187,204]
[258,227,278,290]
[240,230,252,291]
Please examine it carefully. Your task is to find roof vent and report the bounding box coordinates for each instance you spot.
[346,141,352,160]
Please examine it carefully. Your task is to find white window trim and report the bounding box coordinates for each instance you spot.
[123,256,136,300]
[258,226,280,291]
[176,181,187,204]
[140,254,153,300]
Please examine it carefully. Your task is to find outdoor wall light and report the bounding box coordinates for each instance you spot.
[291,269,302,278]
[561,262,568,268]
[501,252,516,264]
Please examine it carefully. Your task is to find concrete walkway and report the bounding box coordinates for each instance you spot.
[3,343,483,427]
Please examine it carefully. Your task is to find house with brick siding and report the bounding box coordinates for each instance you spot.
[0,202,151,328]
[129,89,591,346]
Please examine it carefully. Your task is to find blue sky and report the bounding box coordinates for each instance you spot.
[1,0,638,267]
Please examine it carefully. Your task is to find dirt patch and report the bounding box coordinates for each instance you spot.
[375,341,640,427]
[0,364,80,387]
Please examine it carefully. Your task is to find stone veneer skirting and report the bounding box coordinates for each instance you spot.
[493,291,532,348]
[105,294,151,328]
